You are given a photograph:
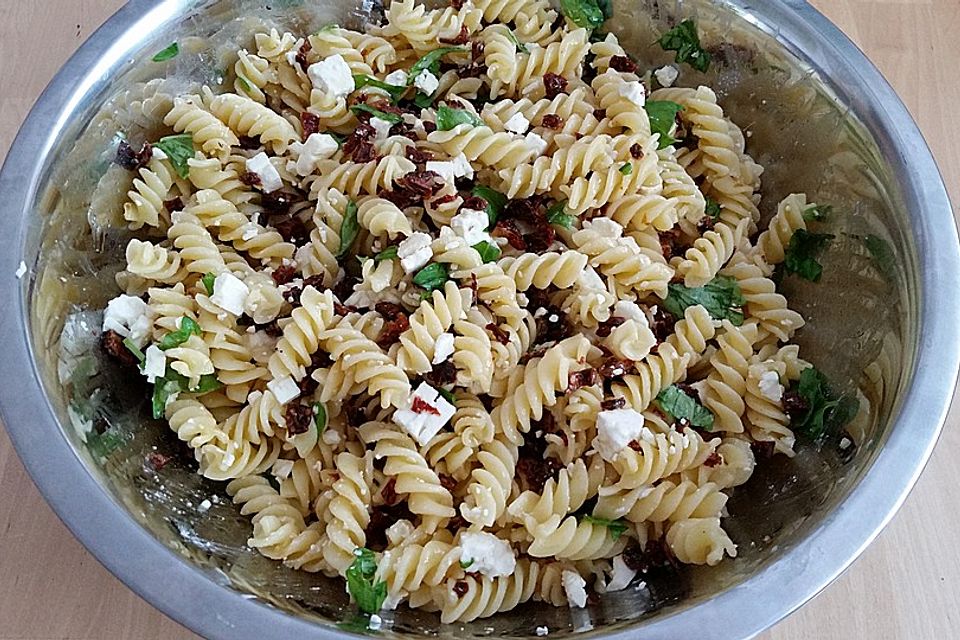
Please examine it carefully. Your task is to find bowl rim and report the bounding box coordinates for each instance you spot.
[0,0,957,638]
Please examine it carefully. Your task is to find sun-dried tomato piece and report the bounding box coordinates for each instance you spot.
[272,265,297,286]
[658,228,684,259]
[593,108,607,121]
[609,55,638,74]
[628,143,644,160]
[598,357,634,379]
[440,25,469,45]
[524,224,556,254]
[596,316,626,338]
[752,440,776,461]
[540,114,564,130]
[568,368,598,392]
[412,396,441,415]
[503,195,544,224]
[163,196,184,213]
[486,323,510,345]
[116,140,153,171]
[492,220,527,251]
[239,171,262,187]
[431,192,458,209]
[146,451,172,471]
[601,397,626,411]
[397,170,444,198]
[376,305,410,349]
[260,320,283,337]
[453,581,470,597]
[273,216,310,245]
[366,499,415,551]
[439,473,457,492]
[261,190,295,215]
[405,145,434,164]
[284,403,313,436]
[648,306,676,343]
[697,216,716,234]
[535,305,572,344]
[703,451,723,468]
[101,330,140,368]
[381,477,400,506]
[450,0,465,8]
[343,123,377,162]
[517,453,562,494]
[423,361,457,388]
[461,195,488,212]
[334,302,358,316]
[468,273,479,299]
[543,72,568,99]
[295,40,312,74]
[781,390,809,421]
[301,111,321,138]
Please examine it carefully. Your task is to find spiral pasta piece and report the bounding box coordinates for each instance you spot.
[666,517,737,566]
[207,92,299,153]
[163,95,240,158]
[498,251,589,291]
[357,197,414,238]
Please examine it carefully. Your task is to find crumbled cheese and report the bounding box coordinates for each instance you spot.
[578,266,606,291]
[272,458,295,480]
[268,375,301,404]
[525,131,548,155]
[413,69,440,95]
[654,65,679,88]
[393,382,456,445]
[386,519,415,546]
[593,409,645,462]
[307,54,355,98]
[368,615,382,631]
[618,80,646,107]
[15,261,26,279]
[370,116,394,141]
[288,133,339,176]
[197,499,212,513]
[839,437,853,451]
[433,333,455,364]
[143,345,166,383]
[606,554,637,592]
[210,272,250,316]
[322,428,341,446]
[398,232,433,274]
[459,532,516,577]
[613,300,646,324]
[450,208,491,246]
[503,112,530,134]
[426,152,474,184]
[246,152,283,193]
[585,217,623,237]
[152,147,168,161]
[102,294,154,347]
[536,627,549,637]
[562,570,588,608]
[241,223,259,241]
[384,70,408,86]
[758,370,784,402]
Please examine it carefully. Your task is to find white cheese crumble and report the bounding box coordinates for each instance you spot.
[606,554,637,592]
[246,152,283,193]
[307,54,355,98]
[210,272,250,316]
[398,232,434,274]
[459,531,516,577]
[758,370,784,402]
[585,217,623,237]
[426,152,474,184]
[450,208,491,246]
[618,80,646,107]
[197,499,212,513]
[654,65,679,88]
[272,458,295,480]
[593,408,645,462]
[393,382,456,445]
[267,375,301,404]
[578,266,607,291]
[15,261,26,279]
[384,69,408,86]
[368,614,382,631]
[839,436,853,451]
[562,570,588,608]
[102,294,154,347]
[288,133,339,176]
[370,116,394,141]
[504,112,530,134]
[386,519,415,546]
[413,69,440,95]
[536,627,549,637]
[433,333,455,364]
[322,428,341,446]
[525,131,548,155]
[143,345,166,383]
[613,300,646,324]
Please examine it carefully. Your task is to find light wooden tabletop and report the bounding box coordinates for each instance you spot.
[1,1,957,638]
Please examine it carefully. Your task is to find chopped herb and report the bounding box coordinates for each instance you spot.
[560,0,607,30]
[346,548,388,614]
[505,30,529,54]
[438,388,456,405]
[435,104,485,131]
[619,162,633,175]
[202,273,216,295]
[374,246,399,263]
[644,100,684,149]
[151,377,181,419]
[329,132,346,147]
[792,367,860,440]
[152,43,180,63]
[581,515,628,540]
[87,429,127,459]
[408,47,464,85]
[473,240,501,263]
[460,558,475,569]
[236,76,254,95]
[864,234,896,280]
[122,338,146,364]
[157,317,202,350]
[803,203,832,222]
[705,196,722,220]
[313,402,328,433]
[336,615,377,634]
[413,91,435,108]
[350,104,403,124]
[656,384,715,430]
[153,134,195,179]
[413,263,450,292]
[336,200,360,262]
[471,185,507,228]
[784,229,834,282]
[658,19,711,73]
[354,74,407,103]
[546,201,575,229]
[663,276,745,326]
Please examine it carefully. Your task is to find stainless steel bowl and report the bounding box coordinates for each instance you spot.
[1,0,957,638]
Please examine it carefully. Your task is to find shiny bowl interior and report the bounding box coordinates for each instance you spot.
[1,0,957,638]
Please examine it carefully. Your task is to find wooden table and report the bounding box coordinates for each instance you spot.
[1,1,957,638]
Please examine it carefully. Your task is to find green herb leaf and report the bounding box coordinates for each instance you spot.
[705,196,722,220]
[413,263,450,293]
[191,373,222,394]
[784,229,834,282]
[473,241,501,263]
[582,515,628,541]
[560,0,606,30]
[865,234,896,281]
[408,47,464,85]
[644,100,684,149]
[153,134,195,179]
[87,429,128,459]
[438,388,456,405]
[346,548,388,614]
[151,378,181,419]
[152,43,180,63]
[236,76,254,96]
[413,91,435,109]
[460,558,475,570]
[546,201,576,229]
[505,30,529,54]
[435,104,485,131]
[202,273,216,295]
[793,367,860,440]
[158,317,202,350]
[123,338,146,364]
[350,104,403,124]
[374,246,399,263]
[471,185,507,228]
[803,203,832,222]
[619,162,633,175]
[354,74,407,103]
[656,385,715,430]
[337,200,361,262]
[658,19,711,72]
[663,276,745,326]
[313,402,328,433]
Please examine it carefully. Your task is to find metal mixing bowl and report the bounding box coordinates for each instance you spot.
[0,0,957,638]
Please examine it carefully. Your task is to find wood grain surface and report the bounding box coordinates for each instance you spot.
[0,1,957,638]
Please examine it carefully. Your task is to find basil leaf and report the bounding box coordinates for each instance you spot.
[374,246,399,263]
[663,276,745,326]
[619,162,633,175]
[202,273,216,295]
[313,402,328,433]
[435,105,485,131]
[191,374,223,394]
[408,47,464,84]
[158,317,202,350]
[152,43,179,63]
[793,367,860,440]
[581,515,628,541]
[864,234,896,281]
[803,203,832,222]
[153,134,195,179]
[438,388,456,405]
[350,104,403,124]
[705,196,722,220]
[353,74,407,103]
[546,201,576,229]
[560,0,606,30]
[151,377,181,419]
[346,548,387,614]
[460,558,475,570]
[123,338,146,364]
[471,185,507,228]
[644,101,684,150]
[473,241,501,263]
[413,91,435,109]
[413,263,450,292]
[336,200,361,262]
[784,229,834,282]
[505,30,529,54]
[658,19,711,73]
[656,385,715,430]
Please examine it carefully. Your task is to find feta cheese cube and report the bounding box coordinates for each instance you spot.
[398,232,433,274]
[197,499,212,513]
[307,54,355,98]
[459,531,516,577]
[370,116,394,142]
[102,294,154,347]
[536,627,549,637]
[759,370,784,402]
[386,519,415,546]
[585,217,623,237]
[267,375,301,404]
[618,81,646,107]
[413,69,439,95]
[432,332,455,364]
[427,152,474,184]
[393,382,456,445]
[654,65,679,88]
[525,131,548,155]
[246,152,283,193]
[289,133,339,176]
[272,458,295,480]
[152,147,168,161]
[613,300,647,324]
[143,345,166,383]
[384,70,408,86]
[368,614,382,631]
[210,272,250,316]
[606,554,637,592]
[562,570,588,608]
[450,208,491,245]
[504,112,530,134]
[593,408,645,462]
